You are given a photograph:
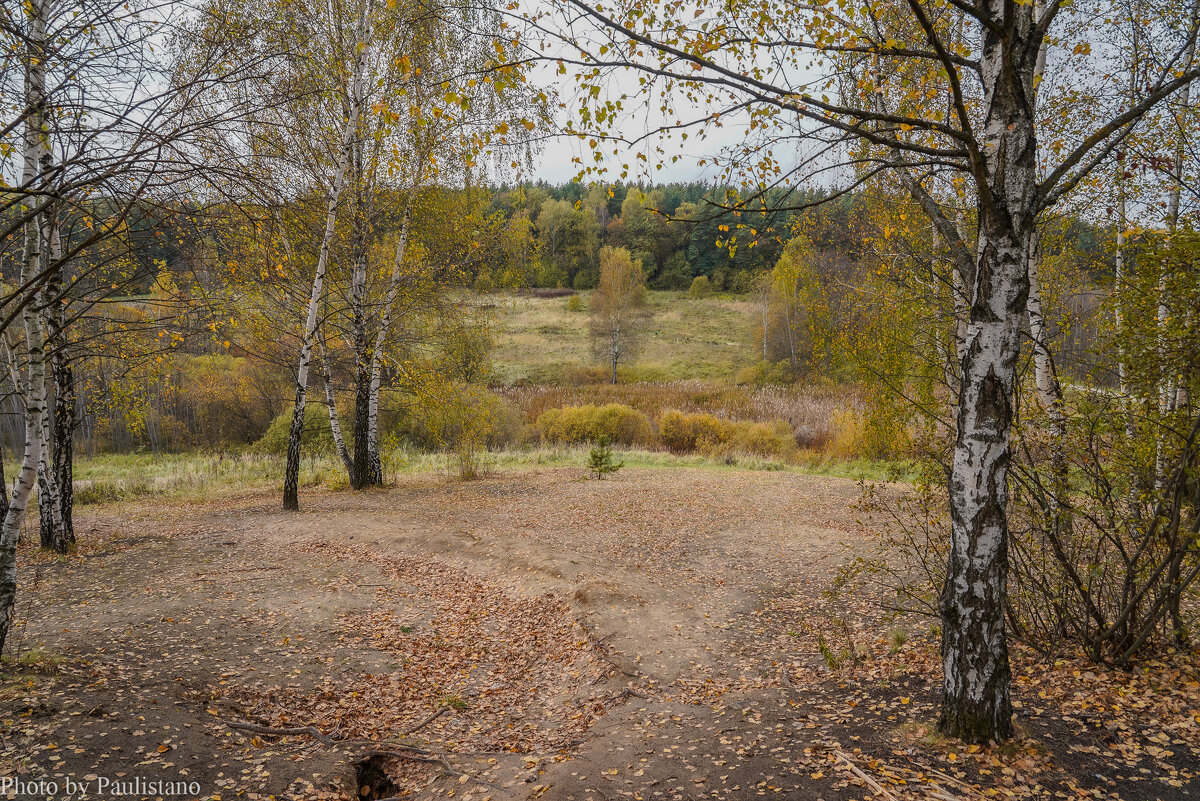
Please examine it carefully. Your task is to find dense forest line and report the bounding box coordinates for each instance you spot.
[82,181,1116,299]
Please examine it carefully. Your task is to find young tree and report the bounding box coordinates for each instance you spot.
[590,246,646,383]
[588,436,623,478]
[530,0,1200,741]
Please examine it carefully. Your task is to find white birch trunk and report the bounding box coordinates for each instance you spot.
[316,331,355,476]
[1026,241,1065,434]
[281,67,364,509]
[951,209,970,365]
[1026,238,1072,537]
[938,0,1040,743]
[1157,32,1196,436]
[365,203,413,483]
[36,212,65,551]
[1113,168,1136,443]
[0,0,51,655]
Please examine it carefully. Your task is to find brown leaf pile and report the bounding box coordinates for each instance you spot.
[212,540,614,756]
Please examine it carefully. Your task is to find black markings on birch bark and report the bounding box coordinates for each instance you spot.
[1,0,53,656]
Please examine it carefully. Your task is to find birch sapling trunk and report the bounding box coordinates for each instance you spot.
[282,74,363,510]
[317,330,355,476]
[1024,1,1068,534]
[1026,238,1070,538]
[938,0,1039,743]
[1161,32,1196,644]
[0,0,52,656]
[1114,165,1136,443]
[1160,30,1195,421]
[760,283,769,361]
[928,224,956,391]
[365,203,413,485]
[952,210,971,366]
[610,308,620,384]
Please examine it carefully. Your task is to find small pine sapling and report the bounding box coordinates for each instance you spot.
[588,436,623,479]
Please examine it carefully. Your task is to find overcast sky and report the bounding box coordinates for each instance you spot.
[518,53,753,186]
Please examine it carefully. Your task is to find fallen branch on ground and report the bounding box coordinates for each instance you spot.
[834,750,899,801]
[224,720,335,746]
[403,705,450,735]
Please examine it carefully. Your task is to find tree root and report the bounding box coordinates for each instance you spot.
[578,618,639,678]
[224,720,335,746]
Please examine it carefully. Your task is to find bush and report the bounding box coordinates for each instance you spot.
[412,384,529,479]
[824,409,865,459]
[397,389,528,452]
[658,410,797,460]
[688,275,712,299]
[535,403,654,445]
[659,410,730,451]
[725,270,757,294]
[534,263,569,288]
[482,395,530,448]
[566,294,584,312]
[572,269,598,290]
[729,419,797,458]
[473,270,495,291]
[253,403,343,455]
[649,252,691,290]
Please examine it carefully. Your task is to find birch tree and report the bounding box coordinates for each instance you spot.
[282,98,362,510]
[589,246,646,383]
[529,0,1200,742]
[0,0,282,652]
[331,0,543,491]
[0,0,54,656]
[279,0,369,510]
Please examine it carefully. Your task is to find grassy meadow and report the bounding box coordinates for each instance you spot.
[57,288,898,505]
[488,290,761,384]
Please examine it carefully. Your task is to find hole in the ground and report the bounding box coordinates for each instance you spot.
[354,754,402,800]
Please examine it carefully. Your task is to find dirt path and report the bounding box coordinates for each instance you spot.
[3,466,1197,801]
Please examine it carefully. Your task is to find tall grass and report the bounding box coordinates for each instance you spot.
[64,440,913,508]
[70,452,346,506]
